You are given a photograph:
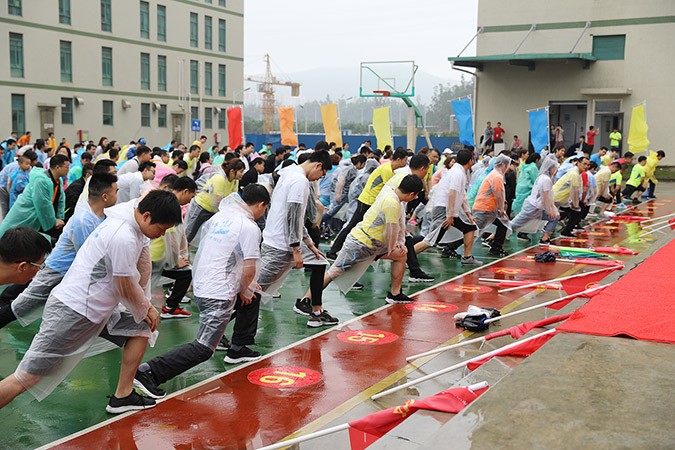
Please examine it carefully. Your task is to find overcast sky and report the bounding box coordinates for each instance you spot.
[244,1,479,86]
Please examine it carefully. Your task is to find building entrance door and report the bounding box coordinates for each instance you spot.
[596,114,624,154]
[39,107,55,140]
[171,113,184,145]
[549,101,588,148]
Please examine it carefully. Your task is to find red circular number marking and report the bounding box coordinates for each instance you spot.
[583,231,609,236]
[336,329,399,345]
[443,284,493,294]
[248,366,322,388]
[488,267,532,275]
[404,302,458,313]
[559,237,588,243]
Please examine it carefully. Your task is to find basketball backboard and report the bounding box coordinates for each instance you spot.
[360,61,417,98]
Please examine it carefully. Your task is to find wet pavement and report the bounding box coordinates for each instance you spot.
[2,188,675,449]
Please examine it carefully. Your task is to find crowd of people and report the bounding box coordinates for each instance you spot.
[0,129,666,414]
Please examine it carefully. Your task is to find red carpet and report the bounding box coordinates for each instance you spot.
[559,238,675,344]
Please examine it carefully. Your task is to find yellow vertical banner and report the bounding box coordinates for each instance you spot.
[372,107,393,150]
[321,103,343,147]
[627,103,650,154]
[278,106,298,147]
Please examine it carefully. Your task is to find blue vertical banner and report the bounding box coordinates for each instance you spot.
[528,107,549,153]
[450,97,475,147]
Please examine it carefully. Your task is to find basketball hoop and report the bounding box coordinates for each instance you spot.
[373,90,391,97]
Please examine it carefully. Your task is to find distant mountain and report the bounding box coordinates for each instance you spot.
[244,67,462,104]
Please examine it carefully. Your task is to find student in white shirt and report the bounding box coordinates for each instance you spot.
[133,185,270,397]
[217,149,332,363]
[0,190,182,414]
[116,161,156,203]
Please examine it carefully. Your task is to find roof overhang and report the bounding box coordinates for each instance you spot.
[448,53,597,71]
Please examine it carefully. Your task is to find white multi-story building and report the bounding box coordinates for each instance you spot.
[449,0,675,161]
[1,0,243,146]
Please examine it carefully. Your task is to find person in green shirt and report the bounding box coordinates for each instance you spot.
[609,128,622,150]
[622,155,647,204]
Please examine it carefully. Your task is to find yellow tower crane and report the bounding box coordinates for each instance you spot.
[245,54,301,134]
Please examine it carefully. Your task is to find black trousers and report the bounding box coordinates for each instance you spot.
[560,206,583,235]
[647,180,656,197]
[148,340,214,385]
[329,200,369,254]
[405,235,423,272]
[230,294,260,347]
[490,219,508,248]
[162,268,192,309]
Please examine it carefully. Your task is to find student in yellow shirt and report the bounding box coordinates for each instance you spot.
[643,150,666,199]
[326,148,408,259]
[149,176,197,319]
[325,175,423,303]
[184,158,245,242]
[622,155,648,204]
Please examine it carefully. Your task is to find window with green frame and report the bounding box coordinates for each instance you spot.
[141,103,151,127]
[204,107,212,129]
[190,60,199,94]
[218,64,226,96]
[204,16,212,50]
[158,104,167,128]
[204,62,212,96]
[218,19,226,52]
[11,94,25,134]
[140,1,150,39]
[157,4,166,42]
[9,33,24,78]
[60,40,72,82]
[140,52,150,90]
[61,97,74,124]
[218,109,226,128]
[157,55,167,91]
[8,0,21,15]
[219,0,226,7]
[102,100,113,125]
[592,35,626,60]
[101,47,113,86]
[191,106,199,121]
[59,0,71,24]
[100,0,112,32]
[190,13,198,47]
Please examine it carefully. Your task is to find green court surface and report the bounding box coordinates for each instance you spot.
[0,235,534,449]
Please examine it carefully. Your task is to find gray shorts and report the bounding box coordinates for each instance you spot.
[329,235,383,276]
[194,295,236,351]
[258,242,294,290]
[16,296,148,400]
[11,266,64,326]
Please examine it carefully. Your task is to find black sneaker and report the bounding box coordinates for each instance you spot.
[559,231,575,238]
[351,282,364,290]
[516,233,531,242]
[385,291,414,304]
[133,370,166,399]
[441,248,461,259]
[481,238,493,248]
[409,270,435,283]
[326,251,338,260]
[307,310,339,328]
[106,391,156,414]
[540,238,552,245]
[488,247,509,257]
[224,346,262,364]
[631,198,640,205]
[215,335,230,351]
[293,298,312,316]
